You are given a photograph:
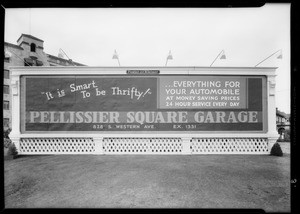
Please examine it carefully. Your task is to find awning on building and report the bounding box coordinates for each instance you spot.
[36,60,43,66]
[24,58,34,64]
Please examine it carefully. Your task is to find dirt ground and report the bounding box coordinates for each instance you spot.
[4,151,290,211]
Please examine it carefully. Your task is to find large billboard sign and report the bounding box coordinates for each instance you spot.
[21,75,267,132]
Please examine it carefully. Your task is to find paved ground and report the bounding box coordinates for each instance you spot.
[4,152,290,211]
[278,142,290,154]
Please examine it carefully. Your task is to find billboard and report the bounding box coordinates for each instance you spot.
[21,75,267,132]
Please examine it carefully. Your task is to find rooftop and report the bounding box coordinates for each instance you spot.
[17,34,44,43]
[47,54,85,66]
[276,109,289,119]
[4,42,24,50]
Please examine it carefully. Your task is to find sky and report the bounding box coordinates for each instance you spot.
[4,4,291,114]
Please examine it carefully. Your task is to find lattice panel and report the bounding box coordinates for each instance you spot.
[102,138,148,154]
[20,138,95,154]
[102,138,182,154]
[18,137,269,155]
[191,138,269,154]
[149,138,182,154]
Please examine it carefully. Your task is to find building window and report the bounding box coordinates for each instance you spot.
[30,43,36,52]
[3,101,9,110]
[3,85,9,94]
[4,56,10,63]
[4,50,11,62]
[4,70,10,79]
[3,118,9,128]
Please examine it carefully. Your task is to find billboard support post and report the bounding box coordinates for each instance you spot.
[182,137,192,154]
[10,74,21,153]
[267,74,279,151]
[94,138,104,154]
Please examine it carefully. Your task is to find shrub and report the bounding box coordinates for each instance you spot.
[3,128,11,139]
[4,138,12,148]
[7,143,18,158]
[270,142,283,156]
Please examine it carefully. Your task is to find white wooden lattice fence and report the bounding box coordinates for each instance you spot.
[18,137,269,155]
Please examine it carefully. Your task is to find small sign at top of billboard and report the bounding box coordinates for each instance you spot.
[126,70,160,74]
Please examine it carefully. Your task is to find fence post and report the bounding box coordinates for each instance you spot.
[94,137,104,154]
[182,137,192,154]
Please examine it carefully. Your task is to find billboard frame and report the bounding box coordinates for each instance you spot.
[10,66,278,154]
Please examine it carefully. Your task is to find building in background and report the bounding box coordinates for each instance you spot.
[276,108,290,140]
[3,34,85,130]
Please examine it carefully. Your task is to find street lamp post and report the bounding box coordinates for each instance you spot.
[112,49,121,66]
[210,50,226,67]
[165,50,173,66]
[254,49,282,67]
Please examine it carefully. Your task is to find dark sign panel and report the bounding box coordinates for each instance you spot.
[159,76,247,109]
[21,75,266,132]
[126,70,160,74]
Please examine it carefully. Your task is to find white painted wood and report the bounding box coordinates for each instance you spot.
[182,137,192,155]
[93,137,104,155]
[10,66,277,76]
[9,74,21,152]
[267,75,280,139]
[18,137,270,155]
